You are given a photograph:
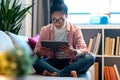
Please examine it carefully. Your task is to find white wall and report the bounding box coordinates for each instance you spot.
[19,0,32,37]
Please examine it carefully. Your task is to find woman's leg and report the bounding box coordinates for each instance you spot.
[33,57,70,76]
[46,59,70,70]
[33,57,59,75]
[58,53,95,76]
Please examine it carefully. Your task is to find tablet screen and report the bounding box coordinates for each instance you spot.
[41,41,68,52]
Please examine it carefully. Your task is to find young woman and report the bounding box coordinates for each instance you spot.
[33,0,95,77]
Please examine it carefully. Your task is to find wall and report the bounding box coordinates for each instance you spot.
[18,0,32,37]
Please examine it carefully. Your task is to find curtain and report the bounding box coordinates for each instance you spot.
[32,0,52,36]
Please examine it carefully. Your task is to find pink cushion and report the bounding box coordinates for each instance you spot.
[28,34,40,49]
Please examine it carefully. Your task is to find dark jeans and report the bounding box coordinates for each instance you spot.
[33,53,95,77]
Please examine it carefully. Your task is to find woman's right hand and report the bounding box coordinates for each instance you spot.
[34,44,54,58]
[34,46,48,57]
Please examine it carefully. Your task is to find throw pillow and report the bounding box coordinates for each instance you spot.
[28,34,40,49]
[5,31,32,55]
[0,31,14,51]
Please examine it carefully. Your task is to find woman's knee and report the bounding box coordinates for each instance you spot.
[85,53,96,64]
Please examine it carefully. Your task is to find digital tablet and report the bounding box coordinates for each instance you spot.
[41,41,69,52]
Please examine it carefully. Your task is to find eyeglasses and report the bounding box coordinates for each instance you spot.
[51,17,65,23]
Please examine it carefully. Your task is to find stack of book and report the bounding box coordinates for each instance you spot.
[104,64,120,80]
[88,32,102,55]
[104,36,120,55]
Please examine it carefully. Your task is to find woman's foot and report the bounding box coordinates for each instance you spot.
[42,70,57,76]
[70,70,77,77]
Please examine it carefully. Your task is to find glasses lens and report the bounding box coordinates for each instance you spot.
[59,18,64,22]
[52,18,64,23]
[52,18,56,23]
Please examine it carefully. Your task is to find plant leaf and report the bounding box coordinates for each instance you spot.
[10,24,22,34]
[0,0,32,34]
[5,0,9,13]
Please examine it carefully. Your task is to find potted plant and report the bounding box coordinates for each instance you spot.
[0,0,32,34]
[0,47,35,80]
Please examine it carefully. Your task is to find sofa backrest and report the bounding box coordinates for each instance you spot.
[5,31,32,55]
[0,30,14,51]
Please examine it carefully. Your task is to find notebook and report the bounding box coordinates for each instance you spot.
[41,41,68,52]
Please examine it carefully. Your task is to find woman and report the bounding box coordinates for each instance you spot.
[33,0,95,77]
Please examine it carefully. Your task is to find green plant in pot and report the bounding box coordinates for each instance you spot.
[0,0,32,34]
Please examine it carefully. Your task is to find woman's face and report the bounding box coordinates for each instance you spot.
[51,11,67,29]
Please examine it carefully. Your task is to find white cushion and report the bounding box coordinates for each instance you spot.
[78,71,92,80]
[5,31,32,55]
[88,65,94,80]
[0,31,14,51]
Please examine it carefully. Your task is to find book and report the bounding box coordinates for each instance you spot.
[94,62,99,80]
[115,36,120,55]
[113,64,120,80]
[111,38,115,55]
[108,38,115,56]
[88,38,94,52]
[104,66,111,80]
[93,32,101,55]
[118,36,120,55]
[109,38,112,55]
[108,66,117,80]
[90,37,96,53]
[105,37,110,55]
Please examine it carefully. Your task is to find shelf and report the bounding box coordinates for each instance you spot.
[81,25,120,80]
[95,55,103,57]
[104,55,120,57]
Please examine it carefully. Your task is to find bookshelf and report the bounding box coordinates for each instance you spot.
[80,25,120,80]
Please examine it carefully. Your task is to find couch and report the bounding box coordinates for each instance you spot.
[0,30,94,80]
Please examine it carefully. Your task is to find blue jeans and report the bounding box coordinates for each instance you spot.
[33,53,95,77]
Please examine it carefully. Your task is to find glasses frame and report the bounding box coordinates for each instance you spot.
[51,17,65,23]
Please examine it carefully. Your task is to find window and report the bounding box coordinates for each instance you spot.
[64,0,120,25]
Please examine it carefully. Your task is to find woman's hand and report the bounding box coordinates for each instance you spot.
[39,47,50,57]
[59,44,77,57]
[34,45,54,58]
[80,48,89,54]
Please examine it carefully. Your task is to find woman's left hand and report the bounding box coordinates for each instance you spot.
[59,44,77,57]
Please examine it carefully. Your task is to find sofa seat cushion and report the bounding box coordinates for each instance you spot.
[26,73,91,80]
[5,31,32,55]
[78,71,92,80]
[0,31,14,51]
